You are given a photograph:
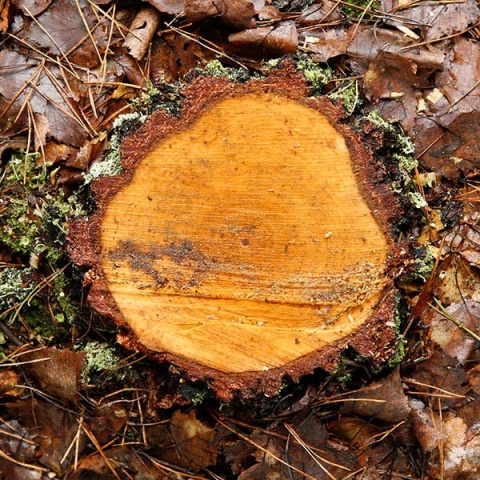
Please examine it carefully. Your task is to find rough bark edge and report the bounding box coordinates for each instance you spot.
[68,63,404,400]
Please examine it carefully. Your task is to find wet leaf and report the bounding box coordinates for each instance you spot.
[17,0,108,68]
[0,49,90,146]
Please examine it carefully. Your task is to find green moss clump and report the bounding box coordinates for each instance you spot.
[295,56,333,94]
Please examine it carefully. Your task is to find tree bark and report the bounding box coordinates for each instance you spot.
[69,65,405,399]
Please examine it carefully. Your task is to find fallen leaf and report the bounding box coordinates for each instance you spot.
[298,1,343,26]
[428,300,480,363]
[381,0,480,40]
[228,22,298,57]
[146,409,217,471]
[6,398,87,472]
[124,6,161,61]
[145,0,184,15]
[18,0,108,68]
[342,366,411,423]
[346,25,444,71]
[0,49,90,146]
[185,0,255,30]
[23,346,86,403]
[304,28,349,63]
[409,398,446,452]
[0,369,23,397]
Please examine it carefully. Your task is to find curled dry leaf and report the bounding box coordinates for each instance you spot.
[124,6,162,61]
[229,22,298,57]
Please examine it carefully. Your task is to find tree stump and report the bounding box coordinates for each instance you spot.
[69,66,404,398]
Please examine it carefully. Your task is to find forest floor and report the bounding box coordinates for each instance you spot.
[1,0,480,478]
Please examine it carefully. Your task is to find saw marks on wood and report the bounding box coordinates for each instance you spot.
[100,93,392,373]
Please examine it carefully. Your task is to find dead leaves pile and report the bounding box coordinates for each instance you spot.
[1,0,480,478]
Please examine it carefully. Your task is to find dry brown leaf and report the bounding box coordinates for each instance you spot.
[409,398,446,453]
[23,346,86,403]
[408,350,470,409]
[0,49,90,146]
[18,0,108,68]
[346,25,444,71]
[381,0,480,41]
[298,1,342,26]
[429,300,480,363]
[228,22,298,57]
[146,409,217,471]
[145,0,184,15]
[124,6,161,61]
[11,0,52,16]
[305,28,349,63]
[342,366,411,423]
[433,255,480,306]
[185,0,255,30]
[6,398,88,472]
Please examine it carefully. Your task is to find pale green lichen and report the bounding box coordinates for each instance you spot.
[0,268,35,311]
[84,112,146,184]
[1,152,86,258]
[295,56,333,94]
[362,111,427,209]
[82,341,120,380]
[328,80,362,116]
[202,59,250,82]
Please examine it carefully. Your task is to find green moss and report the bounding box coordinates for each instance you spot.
[295,56,333,94]
[328,80,362,116]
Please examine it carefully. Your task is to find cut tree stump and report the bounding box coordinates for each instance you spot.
[69,66,404,398]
